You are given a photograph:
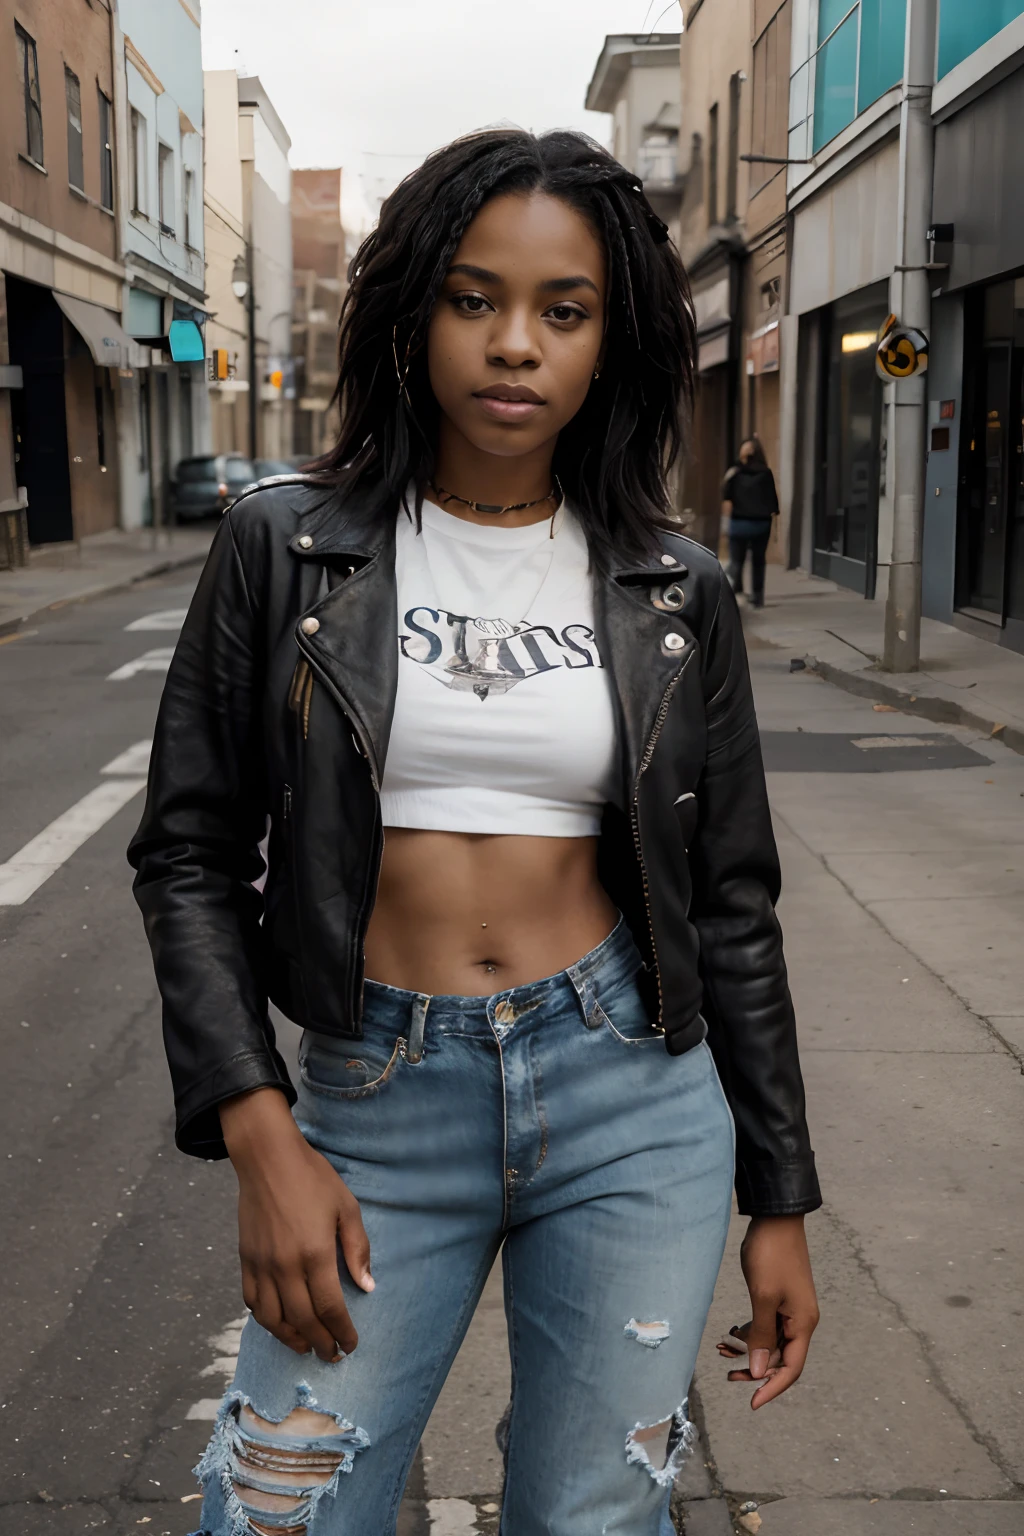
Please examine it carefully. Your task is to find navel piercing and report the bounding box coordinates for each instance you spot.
[481,922,487,928]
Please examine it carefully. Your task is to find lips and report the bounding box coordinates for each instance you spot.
[474,383,546,404]
[473,382,546,422]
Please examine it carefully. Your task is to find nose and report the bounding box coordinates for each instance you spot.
[486,305,542,371]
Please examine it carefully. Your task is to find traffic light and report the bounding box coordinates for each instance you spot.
[267,369,284,390]
[209,349,230,381]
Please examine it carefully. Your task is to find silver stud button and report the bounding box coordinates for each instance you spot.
[664,631,685,651]
[660,553,676,567]
[298,534,313,549]
[300,616,320,636]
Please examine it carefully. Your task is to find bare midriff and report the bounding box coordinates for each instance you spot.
[363,827,618,996]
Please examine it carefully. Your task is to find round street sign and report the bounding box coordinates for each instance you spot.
[876,313,929,380]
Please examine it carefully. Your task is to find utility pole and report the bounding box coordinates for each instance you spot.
[246,241,258,462]
[882,0,937,672]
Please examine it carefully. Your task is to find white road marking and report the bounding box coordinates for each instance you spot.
[107,646,175,681]
[186,1314,247,1421]
[852,735,946,749]
[0,779,146,904]
[125,609,187,632]
[101,740,152,776]
[428,1500,480,1533]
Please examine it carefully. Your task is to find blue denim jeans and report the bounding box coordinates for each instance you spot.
[194,919,735,1535]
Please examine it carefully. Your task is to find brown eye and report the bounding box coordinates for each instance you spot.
[452,292,492,314]
[547,303,586,324]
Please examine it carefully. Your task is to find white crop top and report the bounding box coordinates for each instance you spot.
[379,493,619,837]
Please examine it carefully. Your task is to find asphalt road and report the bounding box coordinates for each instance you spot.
[2,567,1022,1536]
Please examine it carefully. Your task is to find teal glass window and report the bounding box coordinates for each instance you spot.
[938,0,1024,77]
[810,0,909,152]
[813,10,858,151]
[857,0,906,112]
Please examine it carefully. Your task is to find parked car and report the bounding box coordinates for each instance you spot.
[253,458,298,478]
[168,454,257,522]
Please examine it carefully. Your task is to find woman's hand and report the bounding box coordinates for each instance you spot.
[717,1214,819,1409]
[220,1087,374,1361]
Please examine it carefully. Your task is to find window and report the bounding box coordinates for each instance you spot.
[810,0,907,154]
[94,377,107,469]
[130,108,147,213]
[750,8,788,196]
[938,0,1024,78]
[184,167,194,247]
[65,68,84,190]
[707,102,719,227]
[15,25,44,166]
[98,89,114,211]
[726,72,742,220]
[158,143,174,235]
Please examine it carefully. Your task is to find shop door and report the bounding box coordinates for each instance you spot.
[1006,350,1024,627]
[959,344,1011,618]
[6,277,74,545]
[813,287,887,596]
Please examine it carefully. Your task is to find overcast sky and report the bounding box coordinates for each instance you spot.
[201,0,681,206]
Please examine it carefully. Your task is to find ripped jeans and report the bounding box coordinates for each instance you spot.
[194,918,735,1536]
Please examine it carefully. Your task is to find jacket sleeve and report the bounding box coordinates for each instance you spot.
[127,512,296,1159]
[687,570,821,1216]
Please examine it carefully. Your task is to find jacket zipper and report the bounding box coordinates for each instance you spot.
[630,647,695,1025]
[293,638,383,1030]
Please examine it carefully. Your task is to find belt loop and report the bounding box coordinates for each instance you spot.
[407,994,429,1064]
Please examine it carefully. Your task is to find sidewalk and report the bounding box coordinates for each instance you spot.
[744,567,1024,755]
[0,524,214,638]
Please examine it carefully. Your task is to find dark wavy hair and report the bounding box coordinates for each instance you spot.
[313,127,696,567]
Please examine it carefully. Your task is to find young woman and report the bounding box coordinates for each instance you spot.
[722,436,780,609]
[130,128,820,1536]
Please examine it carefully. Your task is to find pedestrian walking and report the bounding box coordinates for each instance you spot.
[129,127,820,1536]
[723,437,780,608]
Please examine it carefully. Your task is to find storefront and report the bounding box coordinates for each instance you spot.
[811,282,890,596]
[926,59,1024,653]
[686,237,743,552]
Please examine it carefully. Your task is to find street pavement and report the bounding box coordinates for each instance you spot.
[0,562,1021,1534]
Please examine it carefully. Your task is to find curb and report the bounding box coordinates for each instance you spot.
[0,546,209,640]
[806,654,1024,758]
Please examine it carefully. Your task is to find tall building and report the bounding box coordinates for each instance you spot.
[203,70,249,455]
[237,76,293,461]
[115,0,208,530]
[291,167,343,461]
[1,0,129,551]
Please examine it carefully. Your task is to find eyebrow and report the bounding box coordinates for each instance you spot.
[447,263,600,298]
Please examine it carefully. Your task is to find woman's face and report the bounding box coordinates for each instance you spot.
[739,440,755,463]
[426,191,607,461]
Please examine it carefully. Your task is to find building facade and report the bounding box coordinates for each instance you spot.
[116,0,208,530]
[202,69,248,455]
[1,0,129,551]
[677,0,754,553]
[584,33,683,244]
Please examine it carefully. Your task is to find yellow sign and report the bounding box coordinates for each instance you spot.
[267,369,284,390]
[876,313,929,380]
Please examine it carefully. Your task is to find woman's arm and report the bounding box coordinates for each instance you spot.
[688,569,821,1404]
[128,509,294,1157]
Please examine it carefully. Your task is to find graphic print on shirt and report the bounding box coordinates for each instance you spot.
[399,605,604,701]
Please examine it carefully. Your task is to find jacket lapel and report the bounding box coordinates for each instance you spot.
[594,557,698,809]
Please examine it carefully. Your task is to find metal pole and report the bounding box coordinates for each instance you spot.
[247,242,258,461]
[882,0,937,673]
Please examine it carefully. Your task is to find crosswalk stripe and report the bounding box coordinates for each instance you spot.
[0,778,146,905]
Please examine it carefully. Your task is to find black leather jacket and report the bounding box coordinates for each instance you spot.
[128,477,821,1217]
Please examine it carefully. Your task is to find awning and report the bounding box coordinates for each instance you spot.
[168,318,204,362]
[54,293,145,369]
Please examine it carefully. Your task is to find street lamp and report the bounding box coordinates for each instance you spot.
[231,254,249,301]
